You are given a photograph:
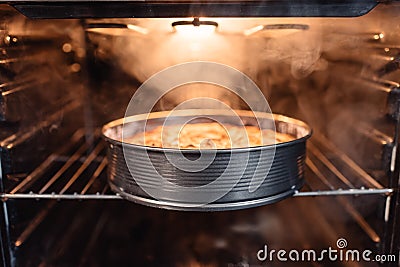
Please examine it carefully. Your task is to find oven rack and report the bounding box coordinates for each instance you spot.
[0,130,394,201]
[1,188,393,200]
[1,129,395,246]
[1,129,394,201]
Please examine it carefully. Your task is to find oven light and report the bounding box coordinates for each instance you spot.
[244,24,309,37]
[172,18,218,36]
[86,23,149,35]
[174,24,216,35]
[244,25,264,36]
[127,24,149,35]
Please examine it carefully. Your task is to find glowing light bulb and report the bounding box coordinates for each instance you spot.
[127,24,149,35]
[244,25,264,36]
[172,18,218,37]
[174,24,216,37]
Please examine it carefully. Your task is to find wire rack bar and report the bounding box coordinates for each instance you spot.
[1,193,122,200]
[38,142,88,194]
[305,157,386,243]
[80,157,107,195]
[314,134,386,189]
[9,130,85,194]
[294,188,393,197]
[1,188,394,201]
[0,101,80,149]
[59,142,103,194]
[307,142,356,188]
[14,201,56,247]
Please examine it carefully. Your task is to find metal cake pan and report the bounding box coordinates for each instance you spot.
[102,109,312,211]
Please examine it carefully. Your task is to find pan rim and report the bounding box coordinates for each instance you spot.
[101,109,312,153]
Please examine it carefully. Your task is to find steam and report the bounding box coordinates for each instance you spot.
[257,29,324,78]
[88,18,328,112]
[88,4,400,174]
[1,10,85,128]
[90,20,327,82]
[102,29,252,83]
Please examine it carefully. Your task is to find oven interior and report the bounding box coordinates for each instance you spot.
[0,1,400,266]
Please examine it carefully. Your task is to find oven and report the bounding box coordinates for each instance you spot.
[0,1,399,266]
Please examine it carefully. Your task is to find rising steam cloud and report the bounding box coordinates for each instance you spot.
[88,7,399,174]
